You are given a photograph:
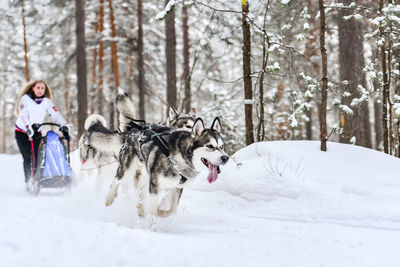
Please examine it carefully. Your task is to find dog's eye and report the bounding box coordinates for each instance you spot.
[206,145,214,149]
[220,145,224,150]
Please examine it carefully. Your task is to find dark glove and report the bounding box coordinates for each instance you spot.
[31,123,40,132]
[60,125,70,138]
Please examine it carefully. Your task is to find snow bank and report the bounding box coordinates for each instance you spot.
[1,141,400,267]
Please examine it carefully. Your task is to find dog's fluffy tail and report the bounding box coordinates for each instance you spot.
[85,114,108,130]
[84,114,124,155]
[88,131,124,156]
[116,89,136,132]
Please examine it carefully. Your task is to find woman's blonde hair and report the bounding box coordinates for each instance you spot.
[14,80,53,116]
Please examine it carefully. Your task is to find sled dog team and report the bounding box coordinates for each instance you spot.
[80,90,229,218]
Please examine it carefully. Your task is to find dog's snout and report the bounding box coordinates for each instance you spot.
[221,155,229,164]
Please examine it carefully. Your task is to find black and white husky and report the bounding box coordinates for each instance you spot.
[77,90,197,185]
[86,112,229,217]
[77,114,118,185]
[166,107,197,132]
[77,89,137,181]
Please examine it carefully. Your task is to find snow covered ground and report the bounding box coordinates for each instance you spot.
[1,141,400,267]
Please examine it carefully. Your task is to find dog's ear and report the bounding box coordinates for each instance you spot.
[211,117,221,133]
[169,106,179,120]
[191,118,205,138]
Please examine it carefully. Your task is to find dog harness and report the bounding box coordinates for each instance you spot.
[125,119,171,158]
[126,117,198,185]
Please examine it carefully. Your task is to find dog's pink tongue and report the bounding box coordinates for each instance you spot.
[207,163,218,183]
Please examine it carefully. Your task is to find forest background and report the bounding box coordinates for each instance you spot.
[0,0,399,157]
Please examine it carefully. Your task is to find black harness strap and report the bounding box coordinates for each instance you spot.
[150,132,170,157]
[123,115,194,184]
[138,130,170,158]
[129,119,146,131]
[126,116,171,158]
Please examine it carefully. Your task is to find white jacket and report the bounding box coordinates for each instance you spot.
[15,94,67,132]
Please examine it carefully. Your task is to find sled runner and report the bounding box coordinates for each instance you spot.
[27,123,73,195]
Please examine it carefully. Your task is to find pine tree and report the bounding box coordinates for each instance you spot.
[242,0,254,146]
[75,0,88,137]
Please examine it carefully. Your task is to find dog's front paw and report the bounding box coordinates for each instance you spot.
[157,208,173,218]
[105,190,118,206]
[137,204,145,218]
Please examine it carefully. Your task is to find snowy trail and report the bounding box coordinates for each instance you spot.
[1,141,400,267]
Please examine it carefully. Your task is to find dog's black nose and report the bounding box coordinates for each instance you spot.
[221,155,229,164]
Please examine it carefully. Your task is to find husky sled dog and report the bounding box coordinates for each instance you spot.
[86,113,229,217]
[77,89,136,182]
[78,90,197,186]
[77,114,119,187]
[166,107,197,131]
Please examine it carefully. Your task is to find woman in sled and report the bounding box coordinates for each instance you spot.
[14,80,70,185]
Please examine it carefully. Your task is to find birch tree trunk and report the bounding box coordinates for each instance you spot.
[75,0,88,137]
[319,0,328,151]
[242,0,254,145]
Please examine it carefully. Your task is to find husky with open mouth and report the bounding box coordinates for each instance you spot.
[87,114,229,218]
